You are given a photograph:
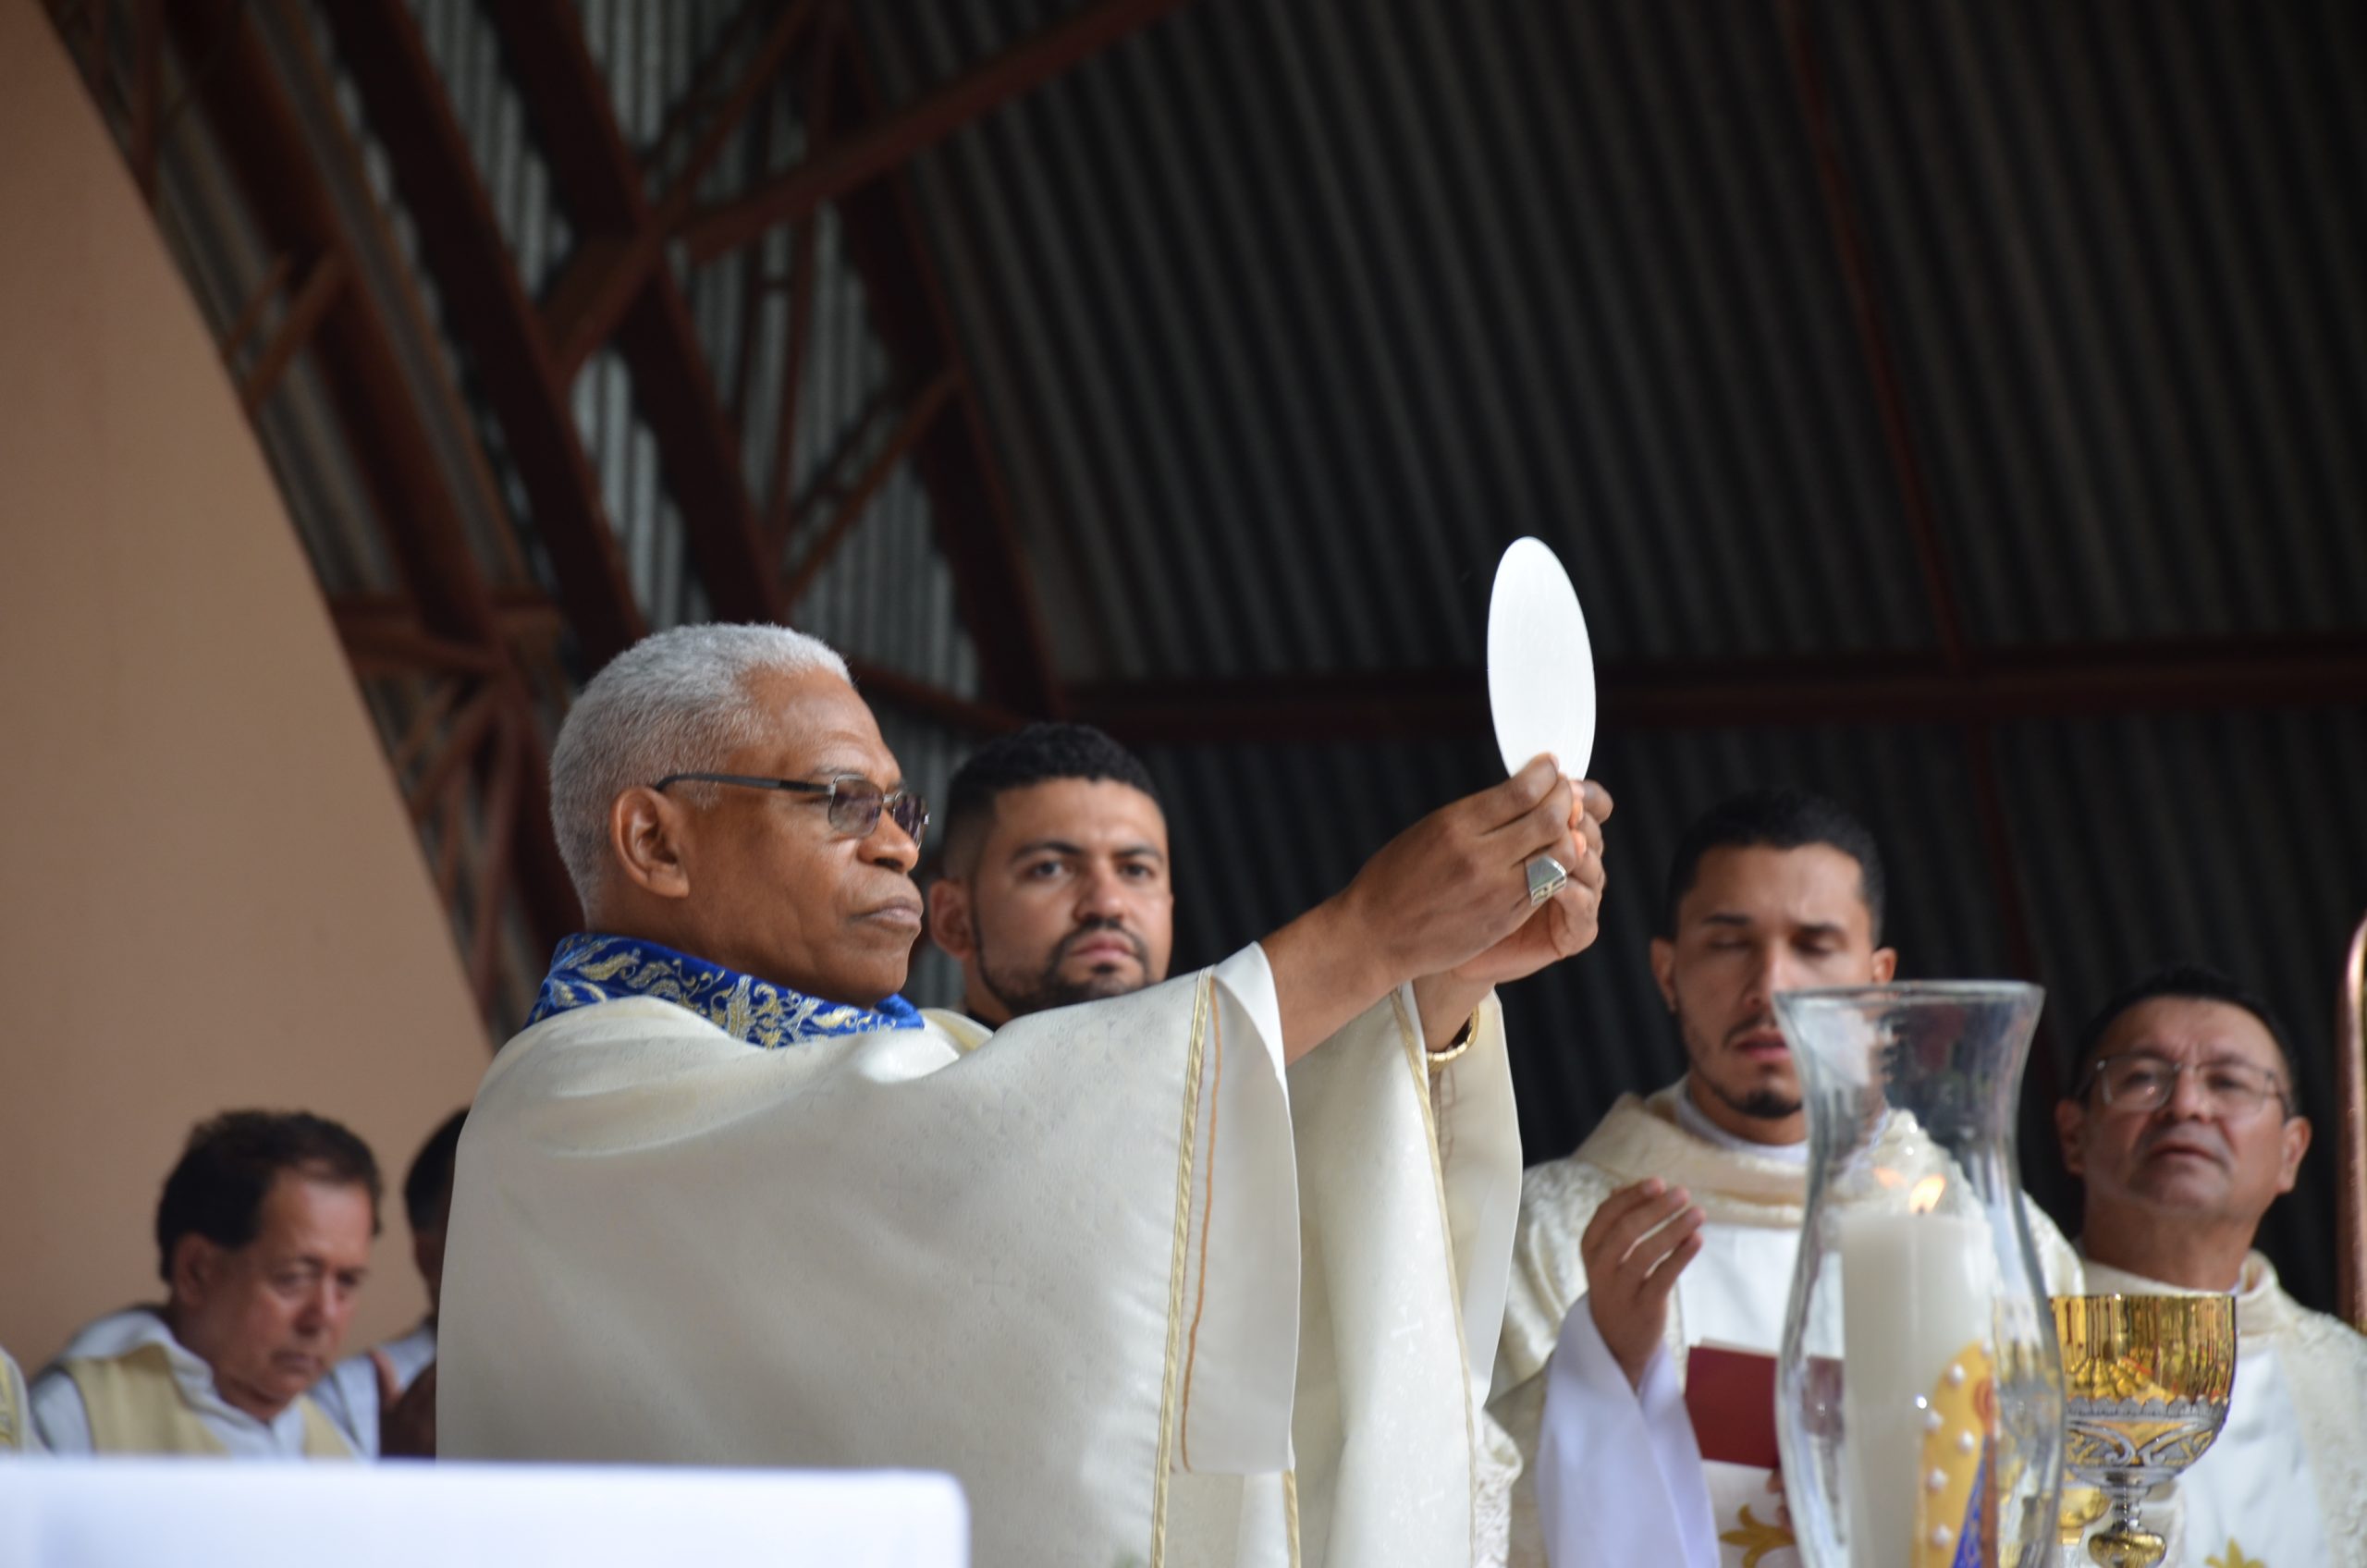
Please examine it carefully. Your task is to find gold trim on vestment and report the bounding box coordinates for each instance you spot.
[1180,997,1226,1470]
[1284,1468,1303,1568]
[1148,974,1213,1568]
[1392,988,1482,1566]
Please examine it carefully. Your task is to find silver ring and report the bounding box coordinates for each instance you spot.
[1526,853,1569,908]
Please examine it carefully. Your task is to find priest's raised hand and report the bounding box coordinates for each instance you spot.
[1265,757,1611,1058]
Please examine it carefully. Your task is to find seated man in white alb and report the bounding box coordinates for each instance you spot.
[440,624,1610,1568]
[2058,964,2367,1567]
[1491,789,2079,1568]
[313,1108,461,1457]
[31,1111,378,1457]
[1,1347,37,1453]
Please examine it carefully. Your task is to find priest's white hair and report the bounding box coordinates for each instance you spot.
[550,622,852,903]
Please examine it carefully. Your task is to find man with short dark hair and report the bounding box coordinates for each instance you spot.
[313,1109,463,1457]
[925,722,1173,1032]
[1490,788,2079,1568]
[2058,964,2367,1566]
[31,1110,380,1456]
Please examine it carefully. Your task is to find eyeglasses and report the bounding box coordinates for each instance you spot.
[2085,1052,2291,1118]
[652,771,929,842]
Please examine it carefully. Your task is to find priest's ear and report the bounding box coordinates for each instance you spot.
[928,876,978,962]
[609,786,693,902]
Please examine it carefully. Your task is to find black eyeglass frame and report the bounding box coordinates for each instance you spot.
[650,771,929,841]
[2080,1049,2294,1118]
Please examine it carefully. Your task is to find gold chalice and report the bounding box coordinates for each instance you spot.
[2050,1294,2237,1568]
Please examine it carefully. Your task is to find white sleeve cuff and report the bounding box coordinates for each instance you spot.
[1536,1302,1719,1568]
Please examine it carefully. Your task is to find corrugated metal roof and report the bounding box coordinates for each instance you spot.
[124,0,2365,1308]
[1810,0,2367,644]
[862,0,2366,669]
[858,0,1943,678]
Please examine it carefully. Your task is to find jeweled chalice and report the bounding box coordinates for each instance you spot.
[2050,1294,2236,1568]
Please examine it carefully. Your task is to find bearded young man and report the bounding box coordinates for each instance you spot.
[923,722,1176,1035]
[1488,790,2079,1568]
[2058,965,2367,1567]
[440,624,1613,1568]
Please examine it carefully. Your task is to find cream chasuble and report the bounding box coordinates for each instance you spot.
[441,944,1520,1568]
[2070,1254,2367,1568]
[1486,1084,2082,1568]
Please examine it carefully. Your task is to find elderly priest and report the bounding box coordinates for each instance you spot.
[441,624,1611,1568]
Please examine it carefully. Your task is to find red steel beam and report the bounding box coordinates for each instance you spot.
[165,0,583,947]
[128,0,164,198]
[846,659,1027,738]
[318,0,648,671]
[819,31,1065,715]
[1067,636,2367,744]
[492,0,1064,713]
[469,704,529,1011]
[759,8,845,543]
[542,0,818,377]
[1776,0,1968,675]
[681,0,1194,263]
[1773,0,2054,1118]
[238,251,347,414]
[216,251,295,365]
[484,0,784,627]
[784,368,959,606]
[169,0,496,645]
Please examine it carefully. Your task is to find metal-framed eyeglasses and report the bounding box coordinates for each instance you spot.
[2083,1051,2292,1118]
[651,771,929,842]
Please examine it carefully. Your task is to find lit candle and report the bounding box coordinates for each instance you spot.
[1836,1176,1996,1566]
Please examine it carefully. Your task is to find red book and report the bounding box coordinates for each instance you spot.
[1683,1341,1781,1471]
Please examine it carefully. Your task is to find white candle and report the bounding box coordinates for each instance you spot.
[1837,1190,1995,1565]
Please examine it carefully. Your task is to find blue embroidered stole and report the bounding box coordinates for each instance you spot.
[528,933,923,1050]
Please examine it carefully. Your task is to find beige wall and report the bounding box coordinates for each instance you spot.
[0,3,494,1367]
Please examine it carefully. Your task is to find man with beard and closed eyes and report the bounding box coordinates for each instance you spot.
[1486,789,2079,1568]
[923,723,1177,1037]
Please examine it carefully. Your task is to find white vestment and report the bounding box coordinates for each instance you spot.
[1488,1085,2082,1568]
[440,946,1521,1568]
[312,1317,436,1458]
[2070,1253,2367,1568]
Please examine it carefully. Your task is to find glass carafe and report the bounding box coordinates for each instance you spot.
[1773,982,2066,1568]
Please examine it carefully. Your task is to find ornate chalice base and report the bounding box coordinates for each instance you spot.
[2051,1295,2237,1568]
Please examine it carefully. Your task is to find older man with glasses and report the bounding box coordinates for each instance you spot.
[2055,963,2367,1567]
[438,622,1612,1568]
